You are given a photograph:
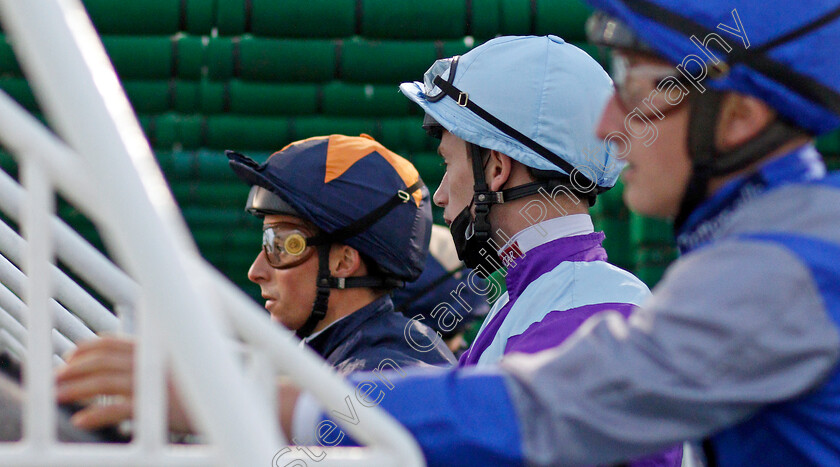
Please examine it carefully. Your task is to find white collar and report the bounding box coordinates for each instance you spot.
[498,214,594,257]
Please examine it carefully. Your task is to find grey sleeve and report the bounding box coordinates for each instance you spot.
[0,371,99,443]
[498,240,840,466]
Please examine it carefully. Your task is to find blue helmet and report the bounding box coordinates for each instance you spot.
[585,0,840,136]
[229,134,432,282]
[586,1,840,228]
[228,134,433,337]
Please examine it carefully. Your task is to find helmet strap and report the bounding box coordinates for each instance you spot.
[296,245,332,339]
[470,143,493,244]
[296,245,406,339]
[295,179,424,338]
[448,143,502,275]
[453,143,573,275]
[675,90,809,230]
[468,144,597,228]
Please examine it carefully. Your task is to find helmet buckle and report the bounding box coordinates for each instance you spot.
[457,92,469,107]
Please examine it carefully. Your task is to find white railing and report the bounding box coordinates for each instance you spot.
[0,0,425,465]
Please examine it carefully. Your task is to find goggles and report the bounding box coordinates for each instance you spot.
[610,53,689,118]
[422,56,460,102]
[261,223,316,269]
[585,12,657,55]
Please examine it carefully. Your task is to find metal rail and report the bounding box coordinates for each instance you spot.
[0,0,426,465]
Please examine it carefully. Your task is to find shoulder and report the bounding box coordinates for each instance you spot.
[519,260,650,313]
[476,262,649,363]
[722,176,840,242]
[650,236,827,325]
[572,261,650,306]
[662,174,840,321]
[330,310,456,374]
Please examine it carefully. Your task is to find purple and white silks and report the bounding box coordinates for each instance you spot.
[459,222,650,368]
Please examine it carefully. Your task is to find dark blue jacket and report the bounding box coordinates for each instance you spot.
[306,295,456,375]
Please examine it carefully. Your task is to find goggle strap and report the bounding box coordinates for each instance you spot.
[432,75,601,192]
[625,0,840,116]
[303,235,330,247]
[327,276,405,290]
[752,7,840,55]
[310,179,425,245]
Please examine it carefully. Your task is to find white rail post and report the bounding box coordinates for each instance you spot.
[133,294,167,454]
[0,0,428,465]
[0,1,282,464]
[20,158,56,448]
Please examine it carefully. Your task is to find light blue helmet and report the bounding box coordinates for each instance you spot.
[400,35,622,189]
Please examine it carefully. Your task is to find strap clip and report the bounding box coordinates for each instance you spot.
[475,191,504,204]
[457,92,469,107]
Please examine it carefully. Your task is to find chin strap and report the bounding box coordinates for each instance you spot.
[468,142,604,249]
[296,246,332,339]
[295,180,423,339]
[470,143,494,246]
[674,89,808,231]
[296,244,405,338]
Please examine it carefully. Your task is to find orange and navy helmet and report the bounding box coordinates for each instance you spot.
[227,134,432,282]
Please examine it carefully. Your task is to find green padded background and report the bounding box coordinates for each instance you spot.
[1,0,839,306]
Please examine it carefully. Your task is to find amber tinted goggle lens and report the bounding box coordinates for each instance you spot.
[261,226,315,269]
